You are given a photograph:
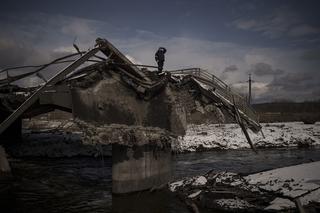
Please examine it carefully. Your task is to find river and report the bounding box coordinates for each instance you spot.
[3,148,320,213]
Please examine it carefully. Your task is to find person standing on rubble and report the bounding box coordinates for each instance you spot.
[155,47,167,73]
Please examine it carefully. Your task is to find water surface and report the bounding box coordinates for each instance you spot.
[3,148,320,212]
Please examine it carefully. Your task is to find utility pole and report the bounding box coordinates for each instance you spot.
[247,73,252,105]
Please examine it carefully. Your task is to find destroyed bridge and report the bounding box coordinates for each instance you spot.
[0,38,261,194]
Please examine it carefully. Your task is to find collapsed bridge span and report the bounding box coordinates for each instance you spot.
[0,37,261,193]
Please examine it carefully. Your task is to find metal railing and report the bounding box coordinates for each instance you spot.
[0,48,100,136]
[169,68,259,125]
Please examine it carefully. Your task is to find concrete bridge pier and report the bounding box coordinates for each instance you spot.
[76,119,175,194]
[112,143,172,194]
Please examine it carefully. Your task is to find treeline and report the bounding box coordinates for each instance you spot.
[252,101,320,123]
[252,101,320,113]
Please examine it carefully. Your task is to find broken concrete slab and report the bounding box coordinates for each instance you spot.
[169,161,320,212]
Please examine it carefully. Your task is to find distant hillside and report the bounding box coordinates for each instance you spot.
[253,102,320,113]
[252,102,320,123]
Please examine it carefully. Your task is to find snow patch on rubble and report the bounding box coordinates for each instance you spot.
[175,122,320,152]
[192,176,207,186]
[169,175,208,192]
[169,180,184,192]
[215,198,254,209]
[188,190,202,198]
[264,198,295,210]
[208,171,261,192]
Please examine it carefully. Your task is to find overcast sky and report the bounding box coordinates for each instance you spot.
[0,0,319,103]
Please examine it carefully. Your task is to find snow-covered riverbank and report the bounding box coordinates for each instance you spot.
[5,120,320,157]
[174,122,320,152]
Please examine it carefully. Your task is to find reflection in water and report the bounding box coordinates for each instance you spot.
[174,147,320,178]
[112,190,189,213]
[2,148,320,212]
[6,157,112,213]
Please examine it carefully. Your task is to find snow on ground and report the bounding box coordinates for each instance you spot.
[169,175,208,192]
[246,161,320,205]
[174,122,320,152]
[215,198,254,209]
[192,176,207,186]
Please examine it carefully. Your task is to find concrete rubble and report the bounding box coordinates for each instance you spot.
[75,119,175,147]
[169,161,320,212]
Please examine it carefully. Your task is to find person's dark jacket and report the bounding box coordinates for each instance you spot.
[155,47,167,62]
